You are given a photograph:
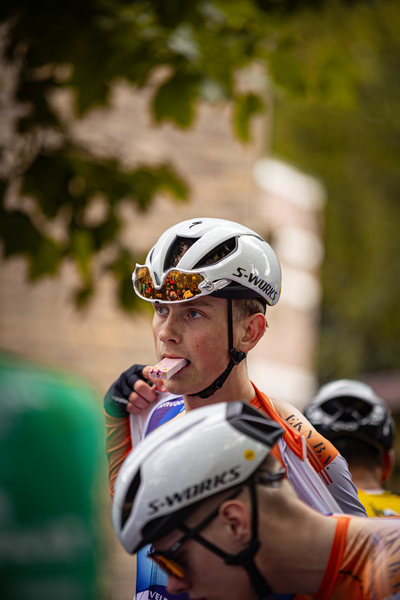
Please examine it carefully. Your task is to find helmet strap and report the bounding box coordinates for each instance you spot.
[187,298,246,399]
[178,477,272,599]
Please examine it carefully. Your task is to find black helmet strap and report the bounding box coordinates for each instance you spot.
[187,298,246,399]
[177,477,272,599]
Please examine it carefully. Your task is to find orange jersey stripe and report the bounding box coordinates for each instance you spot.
[250,384,339,478]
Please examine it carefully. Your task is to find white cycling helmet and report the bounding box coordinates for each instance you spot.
[113,401,284,554]
[132,217,281,306]
[304,379,395,452]
[112,401,284,599]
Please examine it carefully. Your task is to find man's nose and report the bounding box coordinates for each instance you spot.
[158,313,182,343]
[166,574,189,595]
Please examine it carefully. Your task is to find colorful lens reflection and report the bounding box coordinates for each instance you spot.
[133,266,204,302]
[149,553,185,579]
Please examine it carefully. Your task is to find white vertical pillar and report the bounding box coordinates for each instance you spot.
[248,158,326,409]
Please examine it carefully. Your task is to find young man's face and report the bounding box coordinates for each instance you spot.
[151,523,255,600]
[152,296,232,397]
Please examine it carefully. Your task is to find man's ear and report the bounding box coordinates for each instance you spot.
[382,449,395,484]
[218,500,252,544]
[238,313,266,352]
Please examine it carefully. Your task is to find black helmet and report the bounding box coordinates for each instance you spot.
[304,379,395,452]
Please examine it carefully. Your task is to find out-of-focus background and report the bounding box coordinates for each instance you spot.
[1,1,400,599]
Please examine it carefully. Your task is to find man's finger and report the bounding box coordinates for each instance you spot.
[127,403,148,415]
[126,392,149,415]
[133,379,158,402]
[142,365,167,392]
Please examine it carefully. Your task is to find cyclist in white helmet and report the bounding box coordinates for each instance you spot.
[104,218,365,599]
[304,379,400,517]
[112,402,400,600]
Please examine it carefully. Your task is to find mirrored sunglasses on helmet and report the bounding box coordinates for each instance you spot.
[133,265,225,303]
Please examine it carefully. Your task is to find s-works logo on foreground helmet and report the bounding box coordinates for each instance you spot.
[148,465,242,515]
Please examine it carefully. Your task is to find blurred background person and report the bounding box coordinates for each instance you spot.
[304,379,400,517]
[0,352,106,600]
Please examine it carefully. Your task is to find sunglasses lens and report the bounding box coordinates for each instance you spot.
[133,266,204,302]
[151,554,185,579]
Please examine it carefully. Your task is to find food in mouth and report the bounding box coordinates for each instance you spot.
[149,357,189,379]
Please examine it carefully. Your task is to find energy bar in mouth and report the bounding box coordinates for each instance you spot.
[149,357,189,379]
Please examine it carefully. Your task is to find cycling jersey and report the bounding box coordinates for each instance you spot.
[250,385,365,517]
[105,384,366,517]
[131,395,186,600]
[312,514,400,599]
[105,384,366,600]
[357,489,400,517]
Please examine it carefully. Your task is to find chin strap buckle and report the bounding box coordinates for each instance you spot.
[230,348,246,365]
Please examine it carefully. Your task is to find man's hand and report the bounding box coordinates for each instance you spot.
[126,365,167,415]
[104,364,167,418]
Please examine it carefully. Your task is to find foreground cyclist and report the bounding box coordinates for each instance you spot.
[113,402,400,600]
[304,379,400,516]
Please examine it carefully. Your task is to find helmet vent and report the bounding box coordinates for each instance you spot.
[121,470,141,529]
[227,402,284,446]
[194,237,237,268]
[164,236,199,270]
[322,397,372,421]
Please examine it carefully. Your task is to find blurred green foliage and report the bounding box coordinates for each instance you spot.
[0,0,373,310]
[273,0,400,378]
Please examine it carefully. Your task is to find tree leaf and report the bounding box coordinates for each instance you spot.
[152,72,201,127]
[234,92,264,142]
[105,248,144,312]
[0,209,42,256]
[70,229,94,280]
[123,164,189,210]
[269,53,307,98]
[318,51,357,108]
[74,281,94,309]
[28,237,63,280]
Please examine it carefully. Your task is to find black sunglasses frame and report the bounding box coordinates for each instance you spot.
[147,468,286,580]
[147,487,243,578]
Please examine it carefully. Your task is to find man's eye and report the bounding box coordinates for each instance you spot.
[155,304,168,315]
[188,310,201,318]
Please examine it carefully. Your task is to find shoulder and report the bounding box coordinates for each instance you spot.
[252,389,339,465]
[271,396,339,459]
[264,394,321,435]
[270,396,311,426]
[347,514,400,562]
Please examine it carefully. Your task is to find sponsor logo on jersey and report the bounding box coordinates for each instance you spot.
[286,414,334,467]
[148,466,241,515]
[148,592,167,600]
[233,267,277,301]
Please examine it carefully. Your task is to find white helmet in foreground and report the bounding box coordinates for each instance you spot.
[112,402,284,598]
